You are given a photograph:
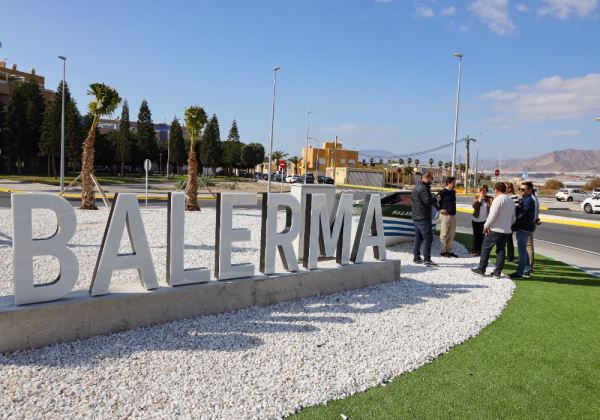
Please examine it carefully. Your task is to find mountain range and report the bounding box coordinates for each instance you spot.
[358,148,600,174]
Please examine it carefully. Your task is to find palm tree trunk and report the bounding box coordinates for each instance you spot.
[80,119,98,210]
[120,160,125,178]
[185,140,199,211]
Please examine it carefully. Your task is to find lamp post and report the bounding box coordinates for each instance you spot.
[451,53,463,177]
[304,111,313,184]
[58,55,66,192]
[475,131,480,187]
[267,66,280,193]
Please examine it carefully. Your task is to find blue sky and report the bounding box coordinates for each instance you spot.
[2,0,599,161]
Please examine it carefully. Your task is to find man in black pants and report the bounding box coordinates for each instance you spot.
[411,171,437,267]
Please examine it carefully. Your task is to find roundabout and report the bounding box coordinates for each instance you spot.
[0,207,514,418]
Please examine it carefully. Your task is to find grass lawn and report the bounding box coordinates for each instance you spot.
[293,232,600,419]
[0,174,145,186]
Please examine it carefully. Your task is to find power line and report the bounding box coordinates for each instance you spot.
[359,138,469,161]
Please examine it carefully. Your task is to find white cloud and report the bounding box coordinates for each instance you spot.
[415,2,435,18]
[459,24,469,31]
[468,0,516,35]
[441,6,457,15]
[538,0,598,18]
[546,130,581,137]
[516,3,530,12]
[481,73,600,121]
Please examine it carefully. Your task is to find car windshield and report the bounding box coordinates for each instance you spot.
[559,189,568,193]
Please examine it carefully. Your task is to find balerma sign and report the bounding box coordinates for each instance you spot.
[11,191,386,306]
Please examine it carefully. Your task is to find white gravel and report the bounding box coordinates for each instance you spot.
[0,207,514,418]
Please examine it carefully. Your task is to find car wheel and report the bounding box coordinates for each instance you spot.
[584,204,593,214]
[567,197,574,202]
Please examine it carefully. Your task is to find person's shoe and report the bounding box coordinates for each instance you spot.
[413,257,424,264]
[424,260,438,267]
[440,252,449,257]
[471,268,486,276]
[507,257,515,262]
[509,272,523,279]
[448,253,459,258]
[523,271,531,278]
[489,271,502,278]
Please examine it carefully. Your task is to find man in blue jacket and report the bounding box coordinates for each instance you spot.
[510,181,537,279]
[412,171,437,267]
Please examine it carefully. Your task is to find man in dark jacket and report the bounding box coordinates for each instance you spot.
[510,181,536,279]
[412,171,437,266]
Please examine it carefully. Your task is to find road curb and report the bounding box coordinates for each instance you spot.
[456,207,600,229]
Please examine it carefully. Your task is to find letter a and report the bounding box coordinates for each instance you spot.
[90,193,159,296]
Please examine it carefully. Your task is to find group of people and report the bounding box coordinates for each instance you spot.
[411,170,540,279]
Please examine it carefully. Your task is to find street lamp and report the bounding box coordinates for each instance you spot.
[267,66,280,193]
[58,55,66,193]
[304,111,313,184]
[451,52,463,177]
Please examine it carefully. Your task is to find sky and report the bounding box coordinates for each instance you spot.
[2,0,599,162]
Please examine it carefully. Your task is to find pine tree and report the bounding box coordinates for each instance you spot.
[64,96,82,174]
[115,100,131,176]
[39,82,78,177]
[39,98,60,177]
[227,119,240,142]
[136,100,158,164]
[200,114,222,175]
[168,118,186,175]
[221,119,243,175]
[5,81,45,174]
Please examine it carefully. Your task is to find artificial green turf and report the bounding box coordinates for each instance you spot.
[293,233,600,419]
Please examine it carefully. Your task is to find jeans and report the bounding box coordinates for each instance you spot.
[506,233,515,260]
[413,219,433,261]
[471,221,485,254]
[477,231,507,274]
[527,232,535,271]
[515,230,531,276]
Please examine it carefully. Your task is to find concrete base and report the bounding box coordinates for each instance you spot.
[0,260,400,353]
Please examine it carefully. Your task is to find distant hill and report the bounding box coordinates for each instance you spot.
[503,148,600,173]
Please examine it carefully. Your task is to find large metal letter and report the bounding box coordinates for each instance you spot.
[12,193,79,305]
[259,193,301,274]
[215,192,256,280]
[167,192,210,286]
[90,193,159,296]
[303,193,353,269]
[351,193,386,263]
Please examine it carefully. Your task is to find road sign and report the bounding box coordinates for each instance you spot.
[279,159,286,169]
[397,167,402,173]
[495,169,500,177]
[144,159,151,207]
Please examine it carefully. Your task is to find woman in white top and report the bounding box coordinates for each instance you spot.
[471,185,492,256]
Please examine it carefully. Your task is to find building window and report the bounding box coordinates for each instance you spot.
[348,159,355,166]
[319,158,326,165]
[340,158,346,164]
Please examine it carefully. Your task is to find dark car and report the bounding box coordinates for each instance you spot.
[299,174,315,184]
[318,176,334,185]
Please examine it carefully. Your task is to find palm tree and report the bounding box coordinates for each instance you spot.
[271,150,288,173]
[80,83,121,209]
[415,159,420,168]
[428,158,434,167]
[184,106,208,211]
[399,158,405,166]
[438,160,443,169]
[288,156,302,175]
[407,157,412,165]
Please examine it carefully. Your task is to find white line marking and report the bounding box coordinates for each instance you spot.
[534,239,600,256]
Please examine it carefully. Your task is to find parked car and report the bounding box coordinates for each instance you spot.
[286,174,301,183]
[593,188,600,195]
[318,176,334,185]
[352,191,438,246]
[555,188,588,202]
[582,193,600,214]
[299,174,315,184]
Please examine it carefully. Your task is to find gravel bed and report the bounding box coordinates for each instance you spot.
[0,208,514,418]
